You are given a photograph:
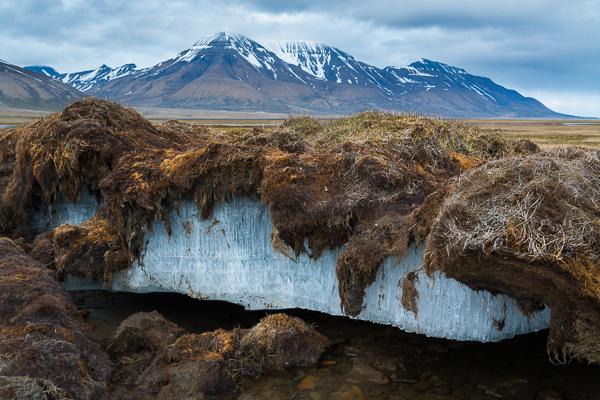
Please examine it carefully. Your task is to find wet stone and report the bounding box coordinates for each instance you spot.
[347,357,391,385]
[330,385,366,400]
[297,374,319,391]
[414,374,451,395]
[372,355,399,372]
[320,360,337,367]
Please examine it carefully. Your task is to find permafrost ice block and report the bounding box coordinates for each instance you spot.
[33,188,98,232]
[61,196,550,341]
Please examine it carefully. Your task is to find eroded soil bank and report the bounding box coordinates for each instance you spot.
[2,98,600,367]
[75,291,600,400]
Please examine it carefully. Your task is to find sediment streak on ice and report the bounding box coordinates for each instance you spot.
[62,197,550,341]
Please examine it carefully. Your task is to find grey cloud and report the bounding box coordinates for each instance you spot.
[0,0,598,115]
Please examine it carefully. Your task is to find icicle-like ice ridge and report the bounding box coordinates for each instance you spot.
[65,197,550,342]
[33,188,98,232]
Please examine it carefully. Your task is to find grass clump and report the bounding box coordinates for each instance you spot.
[107,312,327,399]
[425,147,600,364]
[0,237,110,399]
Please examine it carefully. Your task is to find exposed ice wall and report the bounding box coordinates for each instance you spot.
[33,188,98,232]
[65,197,550,342]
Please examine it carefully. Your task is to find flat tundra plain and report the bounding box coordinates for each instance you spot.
[1,112,600,149]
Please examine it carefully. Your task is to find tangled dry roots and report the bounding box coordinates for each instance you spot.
[107,312,327,399]
[425,147,600,363]
[0,237,110,399]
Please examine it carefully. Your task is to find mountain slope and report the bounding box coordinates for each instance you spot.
[25,64,139,92]
[26,33,564,117]
[23,65,62,79]
[94,33,327,112]
[383,59,558,118]
[0,60,81,110]
[269,41,396,89]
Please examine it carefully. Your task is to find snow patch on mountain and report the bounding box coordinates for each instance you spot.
[268,41,336,80]
[59,64,138,92]
[268,40,395,96]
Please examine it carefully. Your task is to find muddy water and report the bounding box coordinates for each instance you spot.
[72,291,600,400]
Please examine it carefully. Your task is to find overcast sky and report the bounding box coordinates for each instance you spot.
[1,0,599,116]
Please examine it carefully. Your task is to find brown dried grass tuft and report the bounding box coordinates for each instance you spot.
[109,312,327,399]
[0,236,110,399]
[425,147,600,363]
[239,313,329,371]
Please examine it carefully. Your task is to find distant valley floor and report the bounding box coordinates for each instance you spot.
[2,107,599,149]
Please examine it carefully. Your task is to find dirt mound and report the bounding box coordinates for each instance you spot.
[0,236,110,399]
[107,312,327,399]
[18,99,600,363]
[107,310,186,356]
[425,148,600,363]
[239,313,329,371]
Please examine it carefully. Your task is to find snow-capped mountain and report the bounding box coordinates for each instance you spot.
[25,63,138,92]
[269,41,396,93]
[381,59,555,117]
[0,61,81,110]
[386,59,497,96]
[24,32,564,117]
[93,32,324,111]
[148,33,306,82]
[60,64,138,91]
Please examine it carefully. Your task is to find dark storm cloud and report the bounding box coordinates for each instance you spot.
[1,0,598,115]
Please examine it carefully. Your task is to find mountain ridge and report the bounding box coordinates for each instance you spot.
[0,60,81,110]
[22,32,567,117]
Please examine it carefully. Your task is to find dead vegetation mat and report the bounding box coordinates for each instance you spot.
[424,148,600,364]
[0,98,523,311]
[3,98,600,363]
[0,236,110,399]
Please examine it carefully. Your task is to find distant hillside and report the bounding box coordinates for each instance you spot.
[1,60,81,110]
[25,64,138,92]
[24,33,567,117]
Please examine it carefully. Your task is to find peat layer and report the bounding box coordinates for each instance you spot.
[0,237,110,399]
[1,98,599,364]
